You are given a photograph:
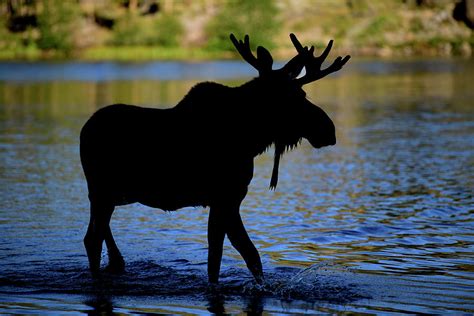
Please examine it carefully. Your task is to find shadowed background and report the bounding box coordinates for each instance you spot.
[1,0,473,60]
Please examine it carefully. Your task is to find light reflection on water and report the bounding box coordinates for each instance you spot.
[0,59,473,314]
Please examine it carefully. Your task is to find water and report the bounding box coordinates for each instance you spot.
[0,59,473,314]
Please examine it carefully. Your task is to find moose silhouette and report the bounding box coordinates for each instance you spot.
[80,34,350,284]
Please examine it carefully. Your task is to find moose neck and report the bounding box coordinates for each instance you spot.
[235,79,276,157]
[237,78,302,155]
[236,79,302,189]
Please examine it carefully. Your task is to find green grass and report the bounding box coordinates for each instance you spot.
[0,46,235,61]
[0,45,43,60]
[81,46,232,61]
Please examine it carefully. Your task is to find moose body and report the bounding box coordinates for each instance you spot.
[81,83,255,210]
[80,34,350,284]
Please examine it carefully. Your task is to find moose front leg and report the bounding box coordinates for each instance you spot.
[207,204,263,284]
[226,209,264,284]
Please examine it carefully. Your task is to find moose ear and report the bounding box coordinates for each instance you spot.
[256,46,273,72]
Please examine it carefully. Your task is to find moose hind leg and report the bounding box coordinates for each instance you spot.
[83,200,114,274]
[207,206,226,284]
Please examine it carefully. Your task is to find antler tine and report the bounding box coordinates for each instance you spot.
[291,34,350,86]
[290,33,306,54]
[230,34,258,70]
[230,34,273,75]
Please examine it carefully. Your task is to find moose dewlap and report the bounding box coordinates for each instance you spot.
[80,33,350,284]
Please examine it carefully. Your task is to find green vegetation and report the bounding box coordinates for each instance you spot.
[206,0,280,51]
[82,46,226,61]
[0,0,472,60]
[110,13,183,47]
[36,0,79,55]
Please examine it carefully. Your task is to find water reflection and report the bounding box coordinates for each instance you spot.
[0,59,473,314]
[84,296,114,315]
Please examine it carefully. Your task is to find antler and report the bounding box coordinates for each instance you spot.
[230,34,273,76]
[230,33,350,82]
[290,33,351,86]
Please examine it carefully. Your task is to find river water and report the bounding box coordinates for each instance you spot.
[0,59,473,314]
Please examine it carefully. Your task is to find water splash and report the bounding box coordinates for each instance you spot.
[242,262,369,303]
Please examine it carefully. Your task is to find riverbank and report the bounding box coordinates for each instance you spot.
[1,41,473,62]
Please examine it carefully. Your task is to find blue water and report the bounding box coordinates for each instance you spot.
[0,59,473,314]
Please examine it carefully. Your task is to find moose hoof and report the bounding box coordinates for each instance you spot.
[104,263,125,274]
[90,268,101,278]
[104,256,125,274]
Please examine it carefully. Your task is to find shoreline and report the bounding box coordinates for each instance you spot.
[1,43,472,62]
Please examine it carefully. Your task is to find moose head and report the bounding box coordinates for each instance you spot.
[229,33,350,188]
[80,33,350,286]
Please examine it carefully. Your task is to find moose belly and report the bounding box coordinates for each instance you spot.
[109,154,247,209]
[136,188,210,211]
[107,154,253,211]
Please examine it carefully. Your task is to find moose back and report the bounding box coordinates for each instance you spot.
[80,34,350,284]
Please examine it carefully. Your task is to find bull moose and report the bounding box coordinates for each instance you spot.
[80,33,350,284]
